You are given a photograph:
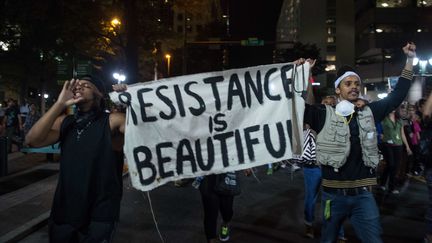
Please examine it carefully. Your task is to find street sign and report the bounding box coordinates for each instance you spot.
[56,59,92,85]
[57,61,73,85]
[76,60,92,77]
[241,38,264,46]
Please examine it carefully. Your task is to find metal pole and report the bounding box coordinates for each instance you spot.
[0,136,8,176]
[182,9,187,75]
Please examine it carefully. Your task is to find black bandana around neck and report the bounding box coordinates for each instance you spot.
[74,109,99,129]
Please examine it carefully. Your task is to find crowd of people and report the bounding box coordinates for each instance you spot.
[4,41,431,243]
[0,98,40,153]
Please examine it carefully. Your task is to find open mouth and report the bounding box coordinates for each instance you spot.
[74,92,82,99]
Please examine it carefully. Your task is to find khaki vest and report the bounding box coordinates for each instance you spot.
[316,105,379,169]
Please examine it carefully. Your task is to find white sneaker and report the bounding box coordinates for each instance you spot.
[391,189,400,194]
[291,163,301,172]
[379,186,386,191]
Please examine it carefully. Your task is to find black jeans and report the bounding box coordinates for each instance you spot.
[199,175,234,240]
[49,220,117,243]
[381,144,403,191]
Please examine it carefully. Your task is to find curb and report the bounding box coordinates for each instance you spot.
[7,152,25,162]
[0,211,50,243]
[0,171,130,242]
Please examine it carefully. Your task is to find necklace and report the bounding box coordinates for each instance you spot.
[337,113,354,125]
[76,121,92,141]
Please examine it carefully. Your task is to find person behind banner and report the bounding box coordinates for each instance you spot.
[25,75,126,243]
[379,108,412,194]
[303,42,416,243]
[418,91,432,242]
[198,172,239,243]
[23,103,41,137]
[3,99,22,152]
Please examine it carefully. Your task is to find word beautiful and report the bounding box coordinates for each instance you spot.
[132,119,295,185]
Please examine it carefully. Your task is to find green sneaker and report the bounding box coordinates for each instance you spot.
[266,167,273,175]
[219,225,230,242]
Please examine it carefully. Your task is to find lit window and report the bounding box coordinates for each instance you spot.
[325,64,336,71]
[418,0,432,7]
[327,36,335,43]
[376,0,412,7]
[326,55,336,61]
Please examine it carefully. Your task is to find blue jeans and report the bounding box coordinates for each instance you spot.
[303,167,322,224]
[321,190,382,243]
[425,168,432,235]
[304,167,345,238]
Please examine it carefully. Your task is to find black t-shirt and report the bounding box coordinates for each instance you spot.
[304,75,412,183]
[51,113,124,226]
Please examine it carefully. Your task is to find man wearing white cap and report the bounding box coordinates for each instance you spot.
[304,43,416,243]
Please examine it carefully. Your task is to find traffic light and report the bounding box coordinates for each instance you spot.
[222,49,229,68]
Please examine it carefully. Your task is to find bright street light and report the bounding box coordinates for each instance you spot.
[43,94,49,99]
[413,56,432,74]
[377,93,388,99]
[165,54,172,77]
[111,18,121,27]
[113,72,126,84]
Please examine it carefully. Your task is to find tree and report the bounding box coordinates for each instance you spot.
[277,42,326,76]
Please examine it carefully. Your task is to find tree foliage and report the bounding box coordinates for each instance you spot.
[278,42,326,76]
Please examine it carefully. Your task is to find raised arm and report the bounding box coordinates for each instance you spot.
[369,43,416,122]
[25,80,83,147]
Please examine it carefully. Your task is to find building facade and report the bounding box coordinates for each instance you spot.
[277,0,355,89]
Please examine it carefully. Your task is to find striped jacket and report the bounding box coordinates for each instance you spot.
[301,128,317,164]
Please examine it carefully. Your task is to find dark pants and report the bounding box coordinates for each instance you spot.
[5,127,15,152]
[49,220,117,243]
[425,169,432,236]
[199,175,234,240]
[321,190,382,243]
[381,144,403,191]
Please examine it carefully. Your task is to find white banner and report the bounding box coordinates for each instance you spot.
[110,63,310,191]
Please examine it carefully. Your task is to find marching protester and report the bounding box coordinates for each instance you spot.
[418,91,432,242]
[22,103,41,137]
[198,173,238,243]
[3,99,22,152]
[303,42,416,243]
[25,76,126,242]
[407,109,422,175]
[379,108,412,194]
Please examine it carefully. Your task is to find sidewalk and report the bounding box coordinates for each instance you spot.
[0,152,59,243]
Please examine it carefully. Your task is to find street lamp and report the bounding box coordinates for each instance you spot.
[165,54,171,77]
[413,56,432,74]
[113,72,126,84]
[111,18,121,27]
